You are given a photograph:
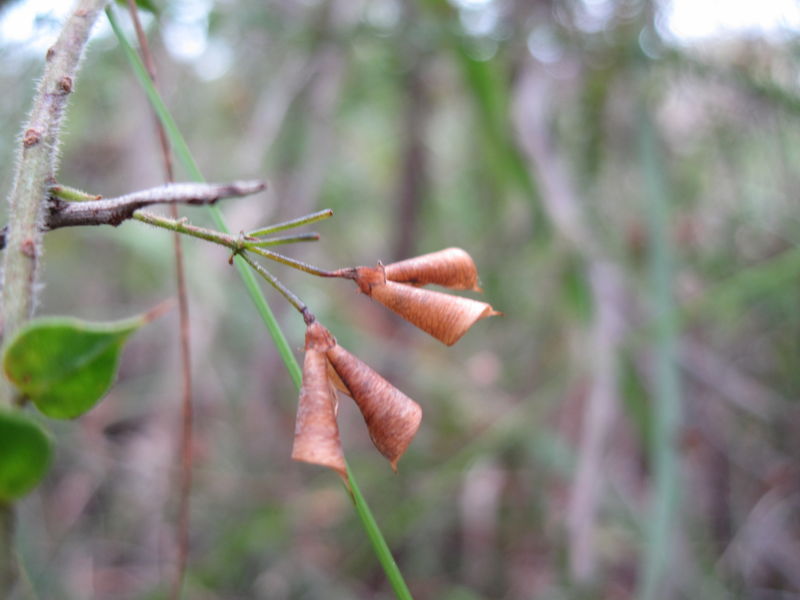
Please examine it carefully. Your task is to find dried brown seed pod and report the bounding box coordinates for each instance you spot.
[383,247,482,291]
[327,343,422,471]
[354,265,500,346]
[291,322,345,478]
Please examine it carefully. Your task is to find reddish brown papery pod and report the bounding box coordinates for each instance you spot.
[291,322,345,479]
[384,247,482,291]
[327,344,422,471]
[368,278,500,346]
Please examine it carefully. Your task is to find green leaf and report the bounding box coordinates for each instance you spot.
[3,314,151,419]
[0,410,52,502]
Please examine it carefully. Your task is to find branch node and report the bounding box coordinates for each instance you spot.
[21,239,36,258]
[23,129,41,147]
[57,76,73,94]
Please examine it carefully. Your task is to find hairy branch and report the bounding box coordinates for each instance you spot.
[0,0,110,593]
[0,181,266,249]
[1,0,109,347]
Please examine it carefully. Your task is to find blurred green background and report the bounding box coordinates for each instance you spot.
[2,0,800,598]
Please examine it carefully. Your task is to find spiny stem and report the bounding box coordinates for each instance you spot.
[240,253,307,314]
[248,246,339,277]
[244,232,320,247]
[247,208,333,237]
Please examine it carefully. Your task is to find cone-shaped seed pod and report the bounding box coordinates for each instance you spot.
[355,265,500,346]
[383,247,482,291]
[291,322,346,479]
[326,343,422,471]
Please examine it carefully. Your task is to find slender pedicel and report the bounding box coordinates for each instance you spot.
[247,209,333,237]
[248,246,339,278]
[240,253,307,314]
[245,232,320,247]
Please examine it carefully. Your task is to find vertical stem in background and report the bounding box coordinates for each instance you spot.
[391,14,428,262]
[107,10,414,598]
[0,1,108,595]
[637,93,682,600]
[0,508,14,596]
[1,0,108,382]
[122,3,194,598]
[512,65,624,585]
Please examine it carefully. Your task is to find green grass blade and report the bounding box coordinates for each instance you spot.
[637,95,682,600]
[105,6,300,389]
[346,462,414,600]
[107,7,414,597]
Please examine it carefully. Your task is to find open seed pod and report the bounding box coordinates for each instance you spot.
[291,321,346,479]
[354,265,500,346]
[383,247,482,291]
[326,343,422,471]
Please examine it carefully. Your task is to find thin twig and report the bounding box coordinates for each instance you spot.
[244,232,320,247]
[248,246,339,277]
[123,3,193,595]
[0,181,266,248]
[240,253,308,314]
[49,181,265,229]
[132,211,240,248]
[247,208,333,237]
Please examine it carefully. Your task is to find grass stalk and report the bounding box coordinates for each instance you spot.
[107,7,415,597]
[637,92,682,600]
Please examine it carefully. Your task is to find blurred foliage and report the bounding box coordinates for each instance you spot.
[2,0,800,598]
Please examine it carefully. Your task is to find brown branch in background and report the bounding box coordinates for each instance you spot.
[392,40,429,262]
[279,1,351,219]
[513,62,626,585]
[124,2,192,597]
[679,339,782,420]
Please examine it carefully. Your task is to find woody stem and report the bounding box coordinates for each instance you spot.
[239,253,308,314]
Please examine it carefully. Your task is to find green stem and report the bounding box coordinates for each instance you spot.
[108,8,415,597]
[107,5,301,390]
[1,0,109,355]
[248,246,338,278]
[239,253,307,315]
[48,184,101,202]
[637,86,682,600]
[0,2,109,596]
[133,211,241,250]
[247,209,333,237]
[244,232,320,247]
[345,463,414,600]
